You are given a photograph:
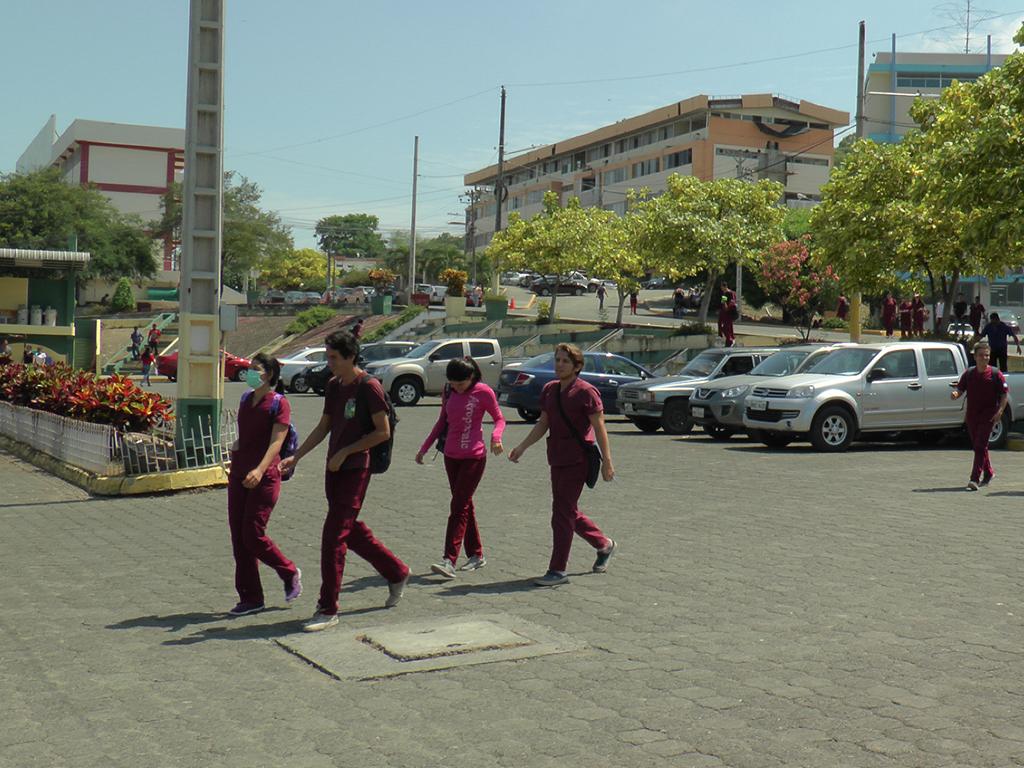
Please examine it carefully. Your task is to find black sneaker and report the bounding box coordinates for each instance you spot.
[593,539,617,573]
[228,602,265,616]
[981,474,994,487]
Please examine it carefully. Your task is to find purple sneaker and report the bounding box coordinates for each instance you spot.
[228,602,264,616]
[284,568,302,603]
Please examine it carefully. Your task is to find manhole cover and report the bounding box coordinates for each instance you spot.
[276,613,583,680]
[360,620,534,661]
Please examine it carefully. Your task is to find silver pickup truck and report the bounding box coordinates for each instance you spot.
[741,341,1024,451]
[364,337,502,407]
[616,347,780,434]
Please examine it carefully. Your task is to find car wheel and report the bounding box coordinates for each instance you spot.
[165,374,176,383]
[749,429,792,448]
[989,411,1011,449]
[703,423,733,440]
[234,367,248,383]
[810,405,855,451]
[661,399,694,435]
[391,376,422,407]
[541,288,550,296]
[573,287,584,296]
[630,416,661,433]
[290,374,309,394]
[517,407,541,423]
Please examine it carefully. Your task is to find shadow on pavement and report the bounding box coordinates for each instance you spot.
[986,491,1024,497]
[159,605,390,645]
[912,487,971,493]
[432,572,594,596]
[107,608,290,632]
[0,498,105,509]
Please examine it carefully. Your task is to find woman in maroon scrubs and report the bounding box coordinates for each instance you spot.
[226,353,301,615]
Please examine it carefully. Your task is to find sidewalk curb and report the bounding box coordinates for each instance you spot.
[1006,436,1024,452]
[0,435,227,496]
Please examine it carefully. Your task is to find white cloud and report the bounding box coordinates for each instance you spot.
[984,15,1024,52]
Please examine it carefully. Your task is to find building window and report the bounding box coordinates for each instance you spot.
[631,158,660,178]
[788,155,829,167]
[510,195,522,210]
[526,189,545,205]
[665,149,692,169]
[580,177,596,192]
[601,167,627,185]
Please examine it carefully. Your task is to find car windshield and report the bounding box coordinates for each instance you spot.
[751,350,810,376]
[805,348,878,376]
[405,341,441,359]
[679,352,724,377]
[522,352,555,370]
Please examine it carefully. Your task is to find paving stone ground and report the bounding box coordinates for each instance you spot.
[4,382,1024,767]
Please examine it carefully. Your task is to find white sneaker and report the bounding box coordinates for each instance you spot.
[966,481,979,492]
[430,560,457,579]
[385,574,409,608]
[458,555,487,572]
[302,612,339,632]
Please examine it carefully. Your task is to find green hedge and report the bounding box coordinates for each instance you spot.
[363,305,425,342]
[285,306,337,335]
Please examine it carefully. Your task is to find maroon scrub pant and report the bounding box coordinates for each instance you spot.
[548,462,610,573]
[968,416,995,483]
[443,456,486,564]
[227,465,297,605]
[319,469,408,615]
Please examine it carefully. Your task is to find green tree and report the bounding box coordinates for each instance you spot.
[261,248,328,291]
[832,133,857,169]
[587,209,647,326]
[151,174,293,291]
[633,175,786,323]
[315,214,386,262]
[110,276,137,313]
[0,169,156,281]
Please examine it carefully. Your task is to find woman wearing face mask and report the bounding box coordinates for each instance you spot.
[226,353,302,615]
[416,357,505,578]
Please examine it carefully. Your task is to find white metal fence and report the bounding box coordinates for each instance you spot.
[0,401,238,478]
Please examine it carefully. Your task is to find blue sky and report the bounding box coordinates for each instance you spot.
[2,1,1022,249]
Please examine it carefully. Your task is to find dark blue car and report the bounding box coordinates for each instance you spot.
[497,351,653,422]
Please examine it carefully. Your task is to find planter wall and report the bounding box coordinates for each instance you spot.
[444,296,467,318]
[0,401,122,476]
[484,299,509,321]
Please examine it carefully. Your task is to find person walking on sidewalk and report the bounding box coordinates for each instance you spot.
[129,327,142,360]
[629,289,639,315]
[969,296,986,335]
[226,354,302,616]
[140,345,155,386]
[951,341,1008,491]
[279,330,410,632]
[975,312,1022,373]
[508,343,616,587]
[898,297,913,339]
[882,292,897,337]
[596,283,606,311]
[416,357,506,579]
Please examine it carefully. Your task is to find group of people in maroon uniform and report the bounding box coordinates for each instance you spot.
[224,334,617,632]
[879,292,932,338]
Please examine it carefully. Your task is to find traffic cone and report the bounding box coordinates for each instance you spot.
[509,296,516,310]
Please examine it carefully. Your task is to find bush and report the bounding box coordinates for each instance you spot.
[363,305,425,342]
[821,317,848,329]
[110,277,136,313]
[439,268,468,296]
[340,269,371,287]
[0,361,172,431]
[536,300,551,325]
[674,321,712,336]
[286,306,337,335]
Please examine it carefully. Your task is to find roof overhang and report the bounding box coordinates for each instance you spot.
[0,249,91,271]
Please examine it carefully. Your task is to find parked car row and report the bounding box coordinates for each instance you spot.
[617,340,1024,451]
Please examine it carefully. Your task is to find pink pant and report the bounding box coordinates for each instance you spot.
[319,469,408,615]
[227,465,296,605]
[549,462,610,573]
[443,456,486,564]
[968,416,995,483]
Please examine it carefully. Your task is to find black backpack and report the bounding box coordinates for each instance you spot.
[357,375,398,474]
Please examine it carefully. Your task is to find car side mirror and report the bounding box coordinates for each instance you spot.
[867,367,887,382]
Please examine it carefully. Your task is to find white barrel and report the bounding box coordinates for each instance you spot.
[30,306,42,326]
[44,307,58,326]
[16,306,28,325]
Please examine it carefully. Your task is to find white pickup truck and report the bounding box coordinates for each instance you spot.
[741,341,1024,451]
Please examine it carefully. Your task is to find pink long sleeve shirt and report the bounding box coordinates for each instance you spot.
[420,382,506,459]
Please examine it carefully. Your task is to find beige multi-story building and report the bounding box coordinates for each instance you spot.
[464,93,849,248]
[863,47,1007,143]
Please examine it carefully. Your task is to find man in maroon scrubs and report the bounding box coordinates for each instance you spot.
[951,341,1008,491]
[509,343,616,586]
[280,330,409,632]
[911,294,926,337]
[969,296,987,335]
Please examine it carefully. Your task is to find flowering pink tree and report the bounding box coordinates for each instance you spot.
[758,238,839,339]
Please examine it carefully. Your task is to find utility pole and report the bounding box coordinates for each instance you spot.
[492,86,506,293]
[409,135,419,293]
[177,0,225,459]
[848,19,867,343]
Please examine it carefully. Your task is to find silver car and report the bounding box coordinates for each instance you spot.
[279,346,328,393]
[688,344,848,439]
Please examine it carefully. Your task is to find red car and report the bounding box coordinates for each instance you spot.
[157,350,253,382]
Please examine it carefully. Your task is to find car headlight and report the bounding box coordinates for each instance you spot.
[365,366,383,377]
[720,385,748,399]
[788,385,815,398]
